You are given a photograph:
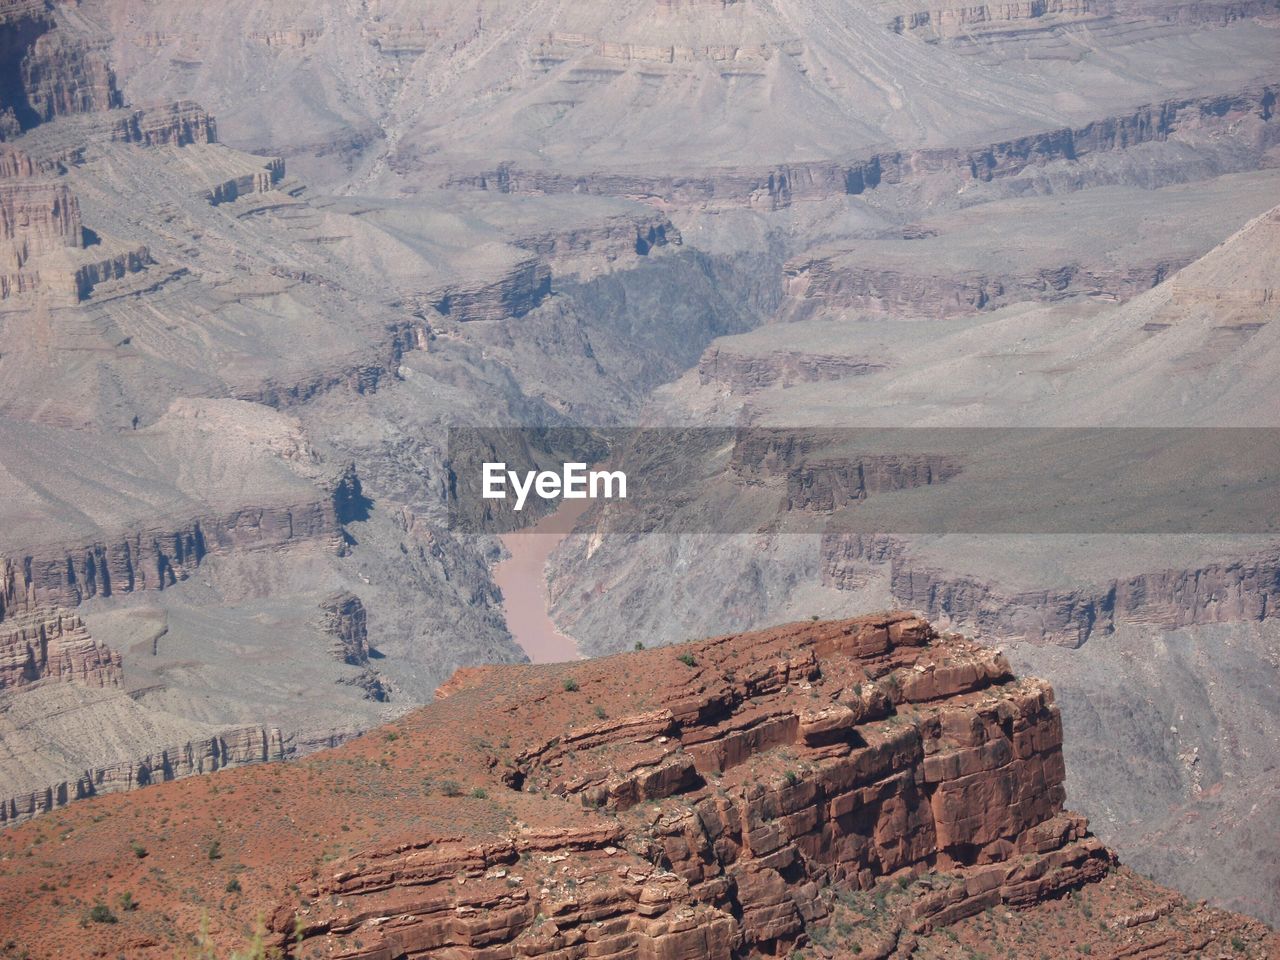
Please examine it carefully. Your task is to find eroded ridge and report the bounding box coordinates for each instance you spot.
[1,614,1272,958]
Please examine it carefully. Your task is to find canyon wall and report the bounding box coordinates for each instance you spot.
[446,83,1276,209]
[823,535,1280,645]
[0,610,120,691]
[0,499,343,618]
[0,723,287,827]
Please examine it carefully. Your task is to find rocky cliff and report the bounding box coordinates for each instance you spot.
[0,722,288,827]
[0,499,342,617]
[0,609,120,691]
[0,614,1272,957]
[781,251,1185,319]
[698,347,889,395]
[0,0,122,139]
[447,82,1276,209]
[822,536,1280,646]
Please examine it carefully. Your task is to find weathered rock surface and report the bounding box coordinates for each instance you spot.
[0,720,286,827]
[448,82,1277,209]
[0,614,1273,957]
[699,347,888,395]
[0,608,120,691]
[822,536,1280,646]
[319,590,371,666]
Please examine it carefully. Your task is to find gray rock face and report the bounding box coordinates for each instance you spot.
[0,0,1277,933]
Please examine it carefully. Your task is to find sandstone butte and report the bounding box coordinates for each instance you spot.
[0,614,1275,959]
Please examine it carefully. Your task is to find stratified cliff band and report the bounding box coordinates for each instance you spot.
[0,614,1272,958]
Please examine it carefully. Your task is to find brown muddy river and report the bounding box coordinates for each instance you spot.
[492,498,592,663]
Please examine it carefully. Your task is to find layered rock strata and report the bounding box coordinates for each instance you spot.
[0,723,287,827]
[823,535,1280,646]
[447,83,1277,209]
[0,500,343,618]
[698,347,889,394]
[0,610,120,691]
[4,615,1271,957]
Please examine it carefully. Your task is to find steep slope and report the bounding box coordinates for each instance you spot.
[0,614,1273,958]
[76,0,1280,190]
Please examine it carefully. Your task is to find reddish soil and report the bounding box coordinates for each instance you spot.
[0,614,1273,959]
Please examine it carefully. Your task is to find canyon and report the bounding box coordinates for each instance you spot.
[0,0,1277,949]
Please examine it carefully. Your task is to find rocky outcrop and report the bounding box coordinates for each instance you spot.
[0,724,287,827]
[889,0,1102,39]
[699,346,888,394]
[202,156,285,205]
[0,609,120,691]
[110,100,216,147]
[260,614,1220,956]
[0,0,122,140]
[0,614,1274,957]
[823,536,1280,645]
[447,83,1276,209]
[319,591,370,665]
[0,175,83,298]
[510,211,681,276]
[531,29,798,72]
[728,432,964,509]
[426,252,552,322]
[0,500,344,619]
[782,252,1185,319]
[0,177,81,253]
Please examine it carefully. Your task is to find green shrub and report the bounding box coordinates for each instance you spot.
[87,904,117,924]
[677,653,696,667]
[563,678,579,692]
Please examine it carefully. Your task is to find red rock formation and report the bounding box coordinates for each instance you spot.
[1,614,1271,957]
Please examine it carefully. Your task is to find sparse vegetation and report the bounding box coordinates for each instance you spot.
[87,903,117,924]
[678,653,697,668]
[563,678,580,692]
